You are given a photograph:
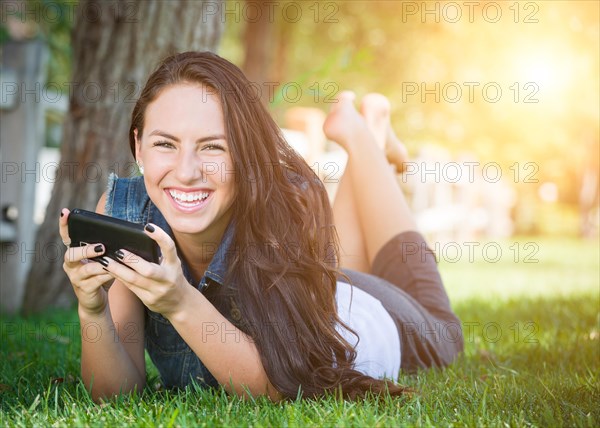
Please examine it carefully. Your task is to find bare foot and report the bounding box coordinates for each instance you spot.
[359,93,389,150]
[323,91,370,149]
[360,93,409,172]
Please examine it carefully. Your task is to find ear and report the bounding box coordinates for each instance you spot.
[134,128,142,163]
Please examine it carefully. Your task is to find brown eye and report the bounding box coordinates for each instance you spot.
[153,141,175,148]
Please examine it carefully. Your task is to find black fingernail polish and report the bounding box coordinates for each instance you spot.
[115,250,124,260]
[98,257,109,267]
[94,244,103,253]
[145,224,155,232]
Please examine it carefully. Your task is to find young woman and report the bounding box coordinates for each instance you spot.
[59,51,462,402]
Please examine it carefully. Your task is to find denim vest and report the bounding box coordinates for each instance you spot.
[105,173,243,389]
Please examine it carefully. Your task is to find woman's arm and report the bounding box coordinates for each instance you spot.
[79,282,146,401]
[166,286,282,401]
[100,224,282,401]
[75,194,147,401]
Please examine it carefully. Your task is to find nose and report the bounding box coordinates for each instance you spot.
[174,148,202,184]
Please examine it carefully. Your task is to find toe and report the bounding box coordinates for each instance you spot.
[359,93,391,117]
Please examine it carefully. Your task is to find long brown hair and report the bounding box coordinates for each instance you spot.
[129,51,409,399]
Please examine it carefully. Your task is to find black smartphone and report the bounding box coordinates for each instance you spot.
[67,208,160,264]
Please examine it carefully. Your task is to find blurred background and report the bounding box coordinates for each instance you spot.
[1,0,598,313]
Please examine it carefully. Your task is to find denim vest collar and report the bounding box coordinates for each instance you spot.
[147,201,234,291]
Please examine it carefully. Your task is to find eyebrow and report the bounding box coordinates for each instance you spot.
[148,130,226,144]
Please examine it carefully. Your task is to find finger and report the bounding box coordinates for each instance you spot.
[77,263,114,288]
[71,279,110,301]
[58,208,72,246]
[84,258,113,278]
[102,256,157,307]
[336,90,356,105]
[71,274,114,300]
[67,257,113,287]
[104,250,160,289]
[143,223,177,265]
[64,243,106,265]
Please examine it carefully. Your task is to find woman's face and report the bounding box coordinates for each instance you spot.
[135,84,236,240]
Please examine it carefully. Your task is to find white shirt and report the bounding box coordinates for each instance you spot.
[335,281,401,379]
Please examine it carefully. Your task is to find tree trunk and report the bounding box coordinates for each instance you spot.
[23,0,223,313]
[241,0,275,104]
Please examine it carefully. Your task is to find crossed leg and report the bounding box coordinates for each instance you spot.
[325,92,415,272]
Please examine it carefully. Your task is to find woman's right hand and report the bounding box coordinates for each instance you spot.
[59,208,114,316]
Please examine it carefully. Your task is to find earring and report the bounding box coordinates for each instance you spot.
[137,161,144,175]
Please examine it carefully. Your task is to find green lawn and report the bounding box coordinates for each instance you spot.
[1,237,598,427]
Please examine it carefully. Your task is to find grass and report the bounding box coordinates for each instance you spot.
[1,236,598,427]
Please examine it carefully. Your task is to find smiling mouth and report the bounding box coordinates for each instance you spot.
[168,189,211,208]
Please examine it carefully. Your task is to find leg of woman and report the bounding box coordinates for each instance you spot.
[332,163,370,273]
[324,91,416,266]
[325,92,463,370]
[331,92,409,272]
[359,93,409,174]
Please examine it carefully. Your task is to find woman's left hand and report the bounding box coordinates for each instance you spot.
[102,223,191,317]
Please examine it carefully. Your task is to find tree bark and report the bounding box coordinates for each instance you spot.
[23,0,223,313]
[241,0,275,104]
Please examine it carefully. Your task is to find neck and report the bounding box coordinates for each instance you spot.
[172,212,232,283]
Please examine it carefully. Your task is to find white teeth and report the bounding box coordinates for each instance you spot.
[169,190,209,204]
